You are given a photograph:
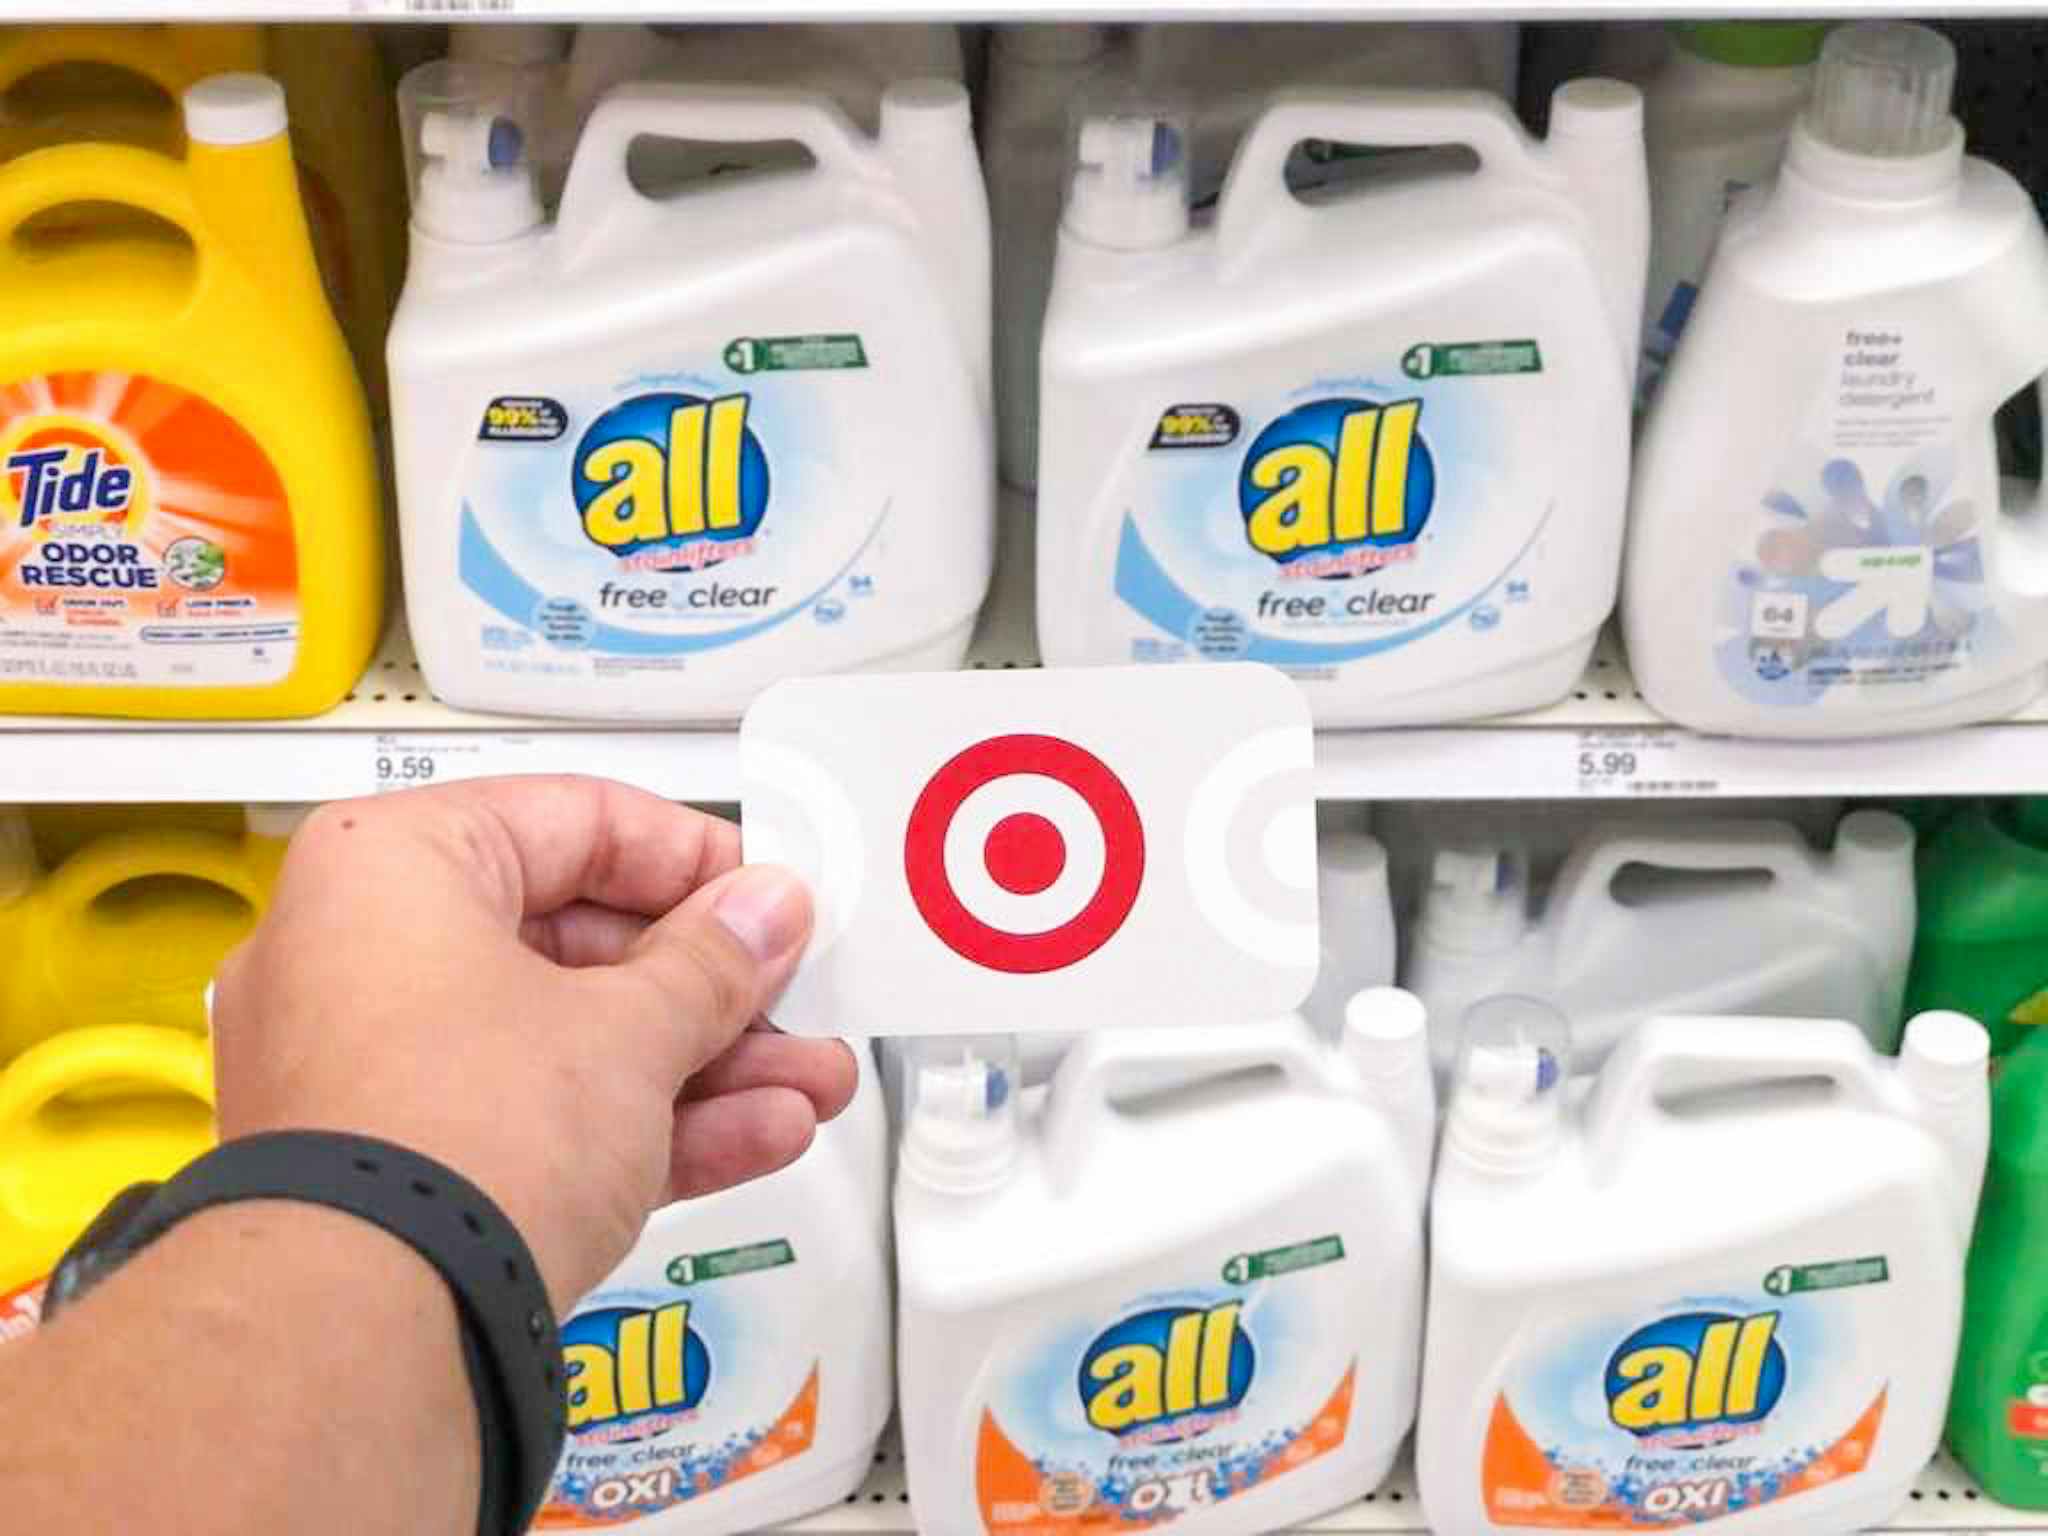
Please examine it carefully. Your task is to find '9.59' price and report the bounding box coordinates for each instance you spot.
[376,753,437,786]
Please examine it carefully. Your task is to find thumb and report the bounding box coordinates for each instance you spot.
[609,863,813,1081]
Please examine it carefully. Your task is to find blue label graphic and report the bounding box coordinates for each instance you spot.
[1238,398,1434,570]
[1077,1303,1255,1441]
[572,393,769,562]
[562,1302,712,1439]
[1606,1311,1786,1443]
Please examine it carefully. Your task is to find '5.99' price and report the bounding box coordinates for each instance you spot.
[1578,749,1638,779]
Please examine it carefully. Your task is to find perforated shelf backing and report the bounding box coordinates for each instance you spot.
[773,1438,2042,1532]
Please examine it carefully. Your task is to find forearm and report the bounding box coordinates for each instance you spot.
[0,1202,478,1536]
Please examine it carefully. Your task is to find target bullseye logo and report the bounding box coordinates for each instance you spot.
[904,733,1145,974]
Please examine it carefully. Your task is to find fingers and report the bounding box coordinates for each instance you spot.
[681,1033,860,1121]
[520,902,651,968]
[595,864,813,1083]
[667,1086,820,1199]
[296,778,743,926]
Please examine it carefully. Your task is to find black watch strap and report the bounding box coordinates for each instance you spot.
[42,1131,566,1536]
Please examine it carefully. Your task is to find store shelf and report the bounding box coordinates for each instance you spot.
[7,487,2048,804]
[771,1436,2039,1532]
[2,1,2040,22]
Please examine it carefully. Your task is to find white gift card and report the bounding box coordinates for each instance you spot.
[740,664,1318,1037]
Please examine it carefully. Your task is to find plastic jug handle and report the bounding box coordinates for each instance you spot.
[0,1024,214,1141]
[0,25,206,97]
[1583,1015,1889,1172]
[40,829,261,946]
[1547,820,1822,970]
[1040,1019,1338,1190]
[555,82,872,265]
[1215,88,1536,270]
[0,142,203,262]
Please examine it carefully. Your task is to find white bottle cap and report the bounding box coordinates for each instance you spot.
[1445,994,1569,1174]
[900,1039,1021,1194]
[1805,22,1955,158]
[1419,845,1528,956]
[1064,110,1190,252]
[1899,1009,1989,1105]
[183,73,288,148]
[1343,987,1429,1080]
[415,107,544,243]
[1548,77,1645,143]
[0,807,38,905]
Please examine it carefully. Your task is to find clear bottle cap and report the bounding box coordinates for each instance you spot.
[1065,108,1190,251]
[1804,21,1955,158]
[900,1035,1021,1193]
[1420,844,1528,956]
[1446,995,1570,1173]
[398,60,545,243]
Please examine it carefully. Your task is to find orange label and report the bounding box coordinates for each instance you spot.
[0,1275,44,1345]
[0,371,297,687]
[2008,1400,2048,1439]
[975,1365,1354,1533]
[532,1364,818,1527]
[1480,1388,1886,1528]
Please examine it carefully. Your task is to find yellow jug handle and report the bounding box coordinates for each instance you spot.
[0,141,204,268]
[0,1025,214,1140]
[41,828,264,937]
[0,24,261,97]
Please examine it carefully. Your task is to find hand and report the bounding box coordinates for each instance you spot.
[209,776,856,1310]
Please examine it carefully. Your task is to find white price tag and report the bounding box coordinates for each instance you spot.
[367,734,532,794]
[1570,728,1718,797]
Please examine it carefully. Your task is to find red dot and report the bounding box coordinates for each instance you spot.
[983,812,1066,896]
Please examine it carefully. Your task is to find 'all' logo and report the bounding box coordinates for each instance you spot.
[1078,1302,1254,1440]
[1238,397,1433,568]
[561,1301,712,1437]
[572,392,768,562]
[1606,1311,1786,1444]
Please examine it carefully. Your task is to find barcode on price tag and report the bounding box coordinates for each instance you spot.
[367,734,533,794]
[1570,729,1719,797]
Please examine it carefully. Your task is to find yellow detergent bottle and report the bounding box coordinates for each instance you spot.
[0,1024,214,1317]
[0,23,405,415]
[0,74,382,719]
[0,804,289,1062]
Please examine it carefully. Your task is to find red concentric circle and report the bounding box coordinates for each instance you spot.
[903,733,1145,974]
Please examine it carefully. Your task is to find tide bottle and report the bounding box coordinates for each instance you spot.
[897,1003,1435,1535]
[1035,83,1646,725]
[1626,23,2048,738]
[0,74,384,719]
[388,71,993,721]
[534,1044,892,1534]
[0,803,290,1061]
[0,1023,214,1328]
[1418,998,1988,1535]
[0,24,404,415]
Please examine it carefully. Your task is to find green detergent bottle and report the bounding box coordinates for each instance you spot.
[1906,799,2048,1055]
[1950,1030,2048,1505]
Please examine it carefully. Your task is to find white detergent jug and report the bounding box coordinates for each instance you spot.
[897,1004,1434,1536]
[562,23,964,192]
[1418,1000,1988,1536]
[388,73,993,720]
[1627,23,2048,738]
[1036,83,1646,725]
[535,1044,891,1534]
[984,24,1128,489]
[1401,808,1915,1077]
[1132,23,1519,211]
[1638,23,1827,407]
